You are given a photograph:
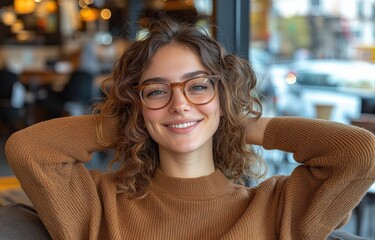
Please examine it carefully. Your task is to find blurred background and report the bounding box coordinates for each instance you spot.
[0,0,374,238]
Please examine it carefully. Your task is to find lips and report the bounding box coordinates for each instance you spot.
[168,121,198,129]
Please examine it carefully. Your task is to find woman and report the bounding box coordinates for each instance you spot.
[5,18,375,239]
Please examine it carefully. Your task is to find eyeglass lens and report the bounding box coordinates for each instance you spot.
[141,76,216,109]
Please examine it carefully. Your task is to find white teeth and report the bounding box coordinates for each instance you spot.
[169,121,197,129]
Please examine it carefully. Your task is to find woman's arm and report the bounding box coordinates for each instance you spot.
[252,117,375,238]
[5,115,118,239]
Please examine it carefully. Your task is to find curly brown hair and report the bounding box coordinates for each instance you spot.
[95,18,266,198]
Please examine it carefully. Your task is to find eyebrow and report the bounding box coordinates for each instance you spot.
[141,70,209,84]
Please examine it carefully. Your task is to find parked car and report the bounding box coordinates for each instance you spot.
[263,59,375,123]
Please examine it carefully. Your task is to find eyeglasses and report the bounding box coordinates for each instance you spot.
[135,75,220,110]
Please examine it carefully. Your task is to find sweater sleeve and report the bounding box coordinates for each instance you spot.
[262,117,375,239]
[5,115,118,240]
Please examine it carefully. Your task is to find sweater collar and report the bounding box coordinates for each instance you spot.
[151,168,233,197]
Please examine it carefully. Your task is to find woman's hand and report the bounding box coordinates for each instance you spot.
[245,117,272,146]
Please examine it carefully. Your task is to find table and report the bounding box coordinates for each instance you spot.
[21,70,111,92]
[20,70,111,124]
[18,70,70,125]
[20,69,70,92]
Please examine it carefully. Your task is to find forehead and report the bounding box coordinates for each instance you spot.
[140,43,205,82]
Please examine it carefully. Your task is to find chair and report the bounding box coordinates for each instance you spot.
[60,70,95,116]
[0,203,51,240]
[0,69,26,135]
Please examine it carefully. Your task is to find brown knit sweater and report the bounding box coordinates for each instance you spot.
[5,116,375,240]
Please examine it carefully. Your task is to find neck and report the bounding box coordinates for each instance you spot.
[158,147,215,178]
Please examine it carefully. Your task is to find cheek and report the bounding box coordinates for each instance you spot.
[141,107,160,131]
[216,94,223,117]
[202,97,222,126]
[213,96,222,118]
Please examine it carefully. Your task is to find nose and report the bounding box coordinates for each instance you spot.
[168,87,192,114]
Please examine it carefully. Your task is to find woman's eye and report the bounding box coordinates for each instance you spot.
[189,84,209,92]
[149,90,163,95]
[144,85,170,99]
[193,85,206,90]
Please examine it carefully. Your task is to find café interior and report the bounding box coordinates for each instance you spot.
[0,0,138,130]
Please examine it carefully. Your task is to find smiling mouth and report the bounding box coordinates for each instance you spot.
[168,121,199,129]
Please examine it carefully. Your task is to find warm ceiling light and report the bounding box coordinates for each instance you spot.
[1,11,16,26]
[100,9,111,20]
[80,7,99,22]
[46,0,58,13]
[14,0,36,14]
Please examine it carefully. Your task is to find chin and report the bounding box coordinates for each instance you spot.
[170,144,201,153]
[170,140,211,154]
